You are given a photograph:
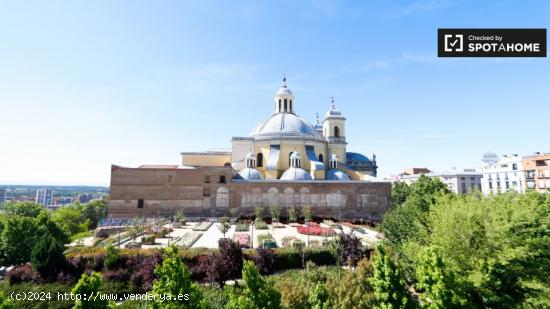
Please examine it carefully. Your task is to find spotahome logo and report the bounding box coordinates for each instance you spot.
[438,29,546,57]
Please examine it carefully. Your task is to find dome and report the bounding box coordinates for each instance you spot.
[346,152,372,164]
[250,113,322,139]
[482,151,498,165]
[236,168,263,180]
[326,169,350,181]
[276,87,294,97]
[325,98,344,118]
[280,167,313,181]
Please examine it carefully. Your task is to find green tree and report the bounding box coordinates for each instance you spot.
[288,207,297,223]
[52,206,90,236]
[227,260,281,309]
[302,205,313,222]
[373,244,410,309]
[254,207,264,221]
[269,206,281,223]
[391,182,412,207]
[3,202,44,217]
[218,217,231,238]
[72,272,110,309]
[31,234,66,279]
[151,245,203,309]
[416,246,467,308]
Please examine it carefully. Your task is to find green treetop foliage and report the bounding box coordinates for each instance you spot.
[0,207,67,266]
[288,207,297,223]
[269,205,281,222]
[151,245,204,309]
[255,207,264,221]
[386,190,550,307]
[416,246,467,308]
[218,217,231,238]
[381,176,450,248]
[302,205,313,222]
[72,271,111,309]
[373,244,411,309]
[3,202,44,217]
[391,181,412,207]
[227,260,281,309]
[31,234,67,280]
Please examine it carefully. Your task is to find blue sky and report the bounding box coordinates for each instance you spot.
[1,0,549,185]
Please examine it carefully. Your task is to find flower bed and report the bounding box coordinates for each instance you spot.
[176,232,202,248]
[232,233,250,248]
[272,222,285,228]
[192,222,213,231]
[296,224,335,236]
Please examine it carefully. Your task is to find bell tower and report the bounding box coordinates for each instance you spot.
[323,97,347,164]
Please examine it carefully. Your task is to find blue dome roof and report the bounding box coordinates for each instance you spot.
[346,152,372,163]
[236,168,263,180]
[280,167,312,181]
[326,169,350,181]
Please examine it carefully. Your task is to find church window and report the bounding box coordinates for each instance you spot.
[257,153,263,167]
[284,99,287,112]
[137,199,144,208]
[318,154,324,163]
[278,99,281,112]
[334,126,340,137]
[219,175,226,184]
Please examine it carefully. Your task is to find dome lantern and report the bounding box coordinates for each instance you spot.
[246,152,256,168]
[274,76,295,113]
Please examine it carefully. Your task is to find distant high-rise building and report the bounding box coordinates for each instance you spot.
[77,193,94,204]
[0,188,7,204]
[36,189,54,206]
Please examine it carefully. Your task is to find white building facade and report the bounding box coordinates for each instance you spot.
[400,169,482,194]
[481,153,526,195]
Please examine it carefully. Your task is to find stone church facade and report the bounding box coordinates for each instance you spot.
[108,78,391,221]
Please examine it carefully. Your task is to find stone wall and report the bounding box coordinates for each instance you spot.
[108,165,392,221]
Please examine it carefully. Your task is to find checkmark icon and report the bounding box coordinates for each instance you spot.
[449,39,459,47]
[444,34,463,52]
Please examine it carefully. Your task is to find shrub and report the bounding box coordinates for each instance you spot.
[31,235,67,280]
[254,248,275,275]
[257,233,277,248]
[193,222,213,231]
[297,223,334,236]
[104,245,120,270]
[201,239,243,288]
[282,236,298,247]
[255,219,268,230]
[235,222,250,232]
[141,234,155,245]
[226,261,281,309]
[6,264,42,285]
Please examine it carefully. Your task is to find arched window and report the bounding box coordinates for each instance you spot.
[257,153,263,167]
[334,126,340,137]
[278,99,281,112]
[289,152,293,166]
[284,99,288,112]
[289,100,292,112]
[318,154,324,163]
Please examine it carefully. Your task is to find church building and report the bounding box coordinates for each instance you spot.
[108,78,390,221]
